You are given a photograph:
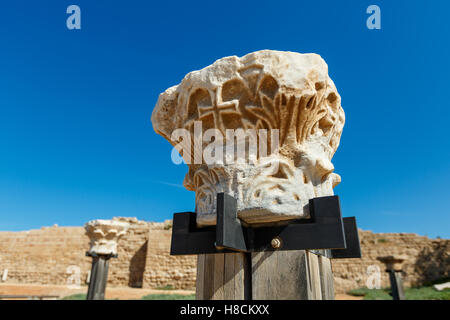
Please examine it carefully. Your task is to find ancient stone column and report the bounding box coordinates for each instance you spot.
[85,219,129,300]
[377,255,407,300]
[152,50,345,300]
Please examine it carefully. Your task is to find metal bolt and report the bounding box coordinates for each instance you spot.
[271,237,282,249]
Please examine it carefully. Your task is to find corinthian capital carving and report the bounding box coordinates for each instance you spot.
[152,50,345,226]
[85,220,129,255]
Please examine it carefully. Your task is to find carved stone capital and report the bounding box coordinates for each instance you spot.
[377,255,408,271]
[85,219,129,256]
[152,50,345,226]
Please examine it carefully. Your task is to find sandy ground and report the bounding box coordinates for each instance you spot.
[0,283,195,300]
[0,283,361,300]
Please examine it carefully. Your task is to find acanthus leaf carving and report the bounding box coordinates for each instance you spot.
[152,50,345,226]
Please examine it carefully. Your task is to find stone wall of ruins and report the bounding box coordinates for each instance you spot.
[0,225,91,285]
[0,218,448,293]
[0,218,197,290]
[332,230,449,293]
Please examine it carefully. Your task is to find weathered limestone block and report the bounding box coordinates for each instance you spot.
[85,220,129,255]
[152,50,345,226]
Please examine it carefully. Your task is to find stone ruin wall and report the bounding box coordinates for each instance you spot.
[0,225,92,285]
[333,230,449,293]
[0,218,448,293]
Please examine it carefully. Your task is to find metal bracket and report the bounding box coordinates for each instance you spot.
[170,193,361,259]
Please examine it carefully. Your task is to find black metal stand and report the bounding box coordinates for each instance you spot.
[170,193,361,259]
[86,253,117,300]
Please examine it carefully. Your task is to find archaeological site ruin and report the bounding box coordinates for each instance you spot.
[0,217,448,295]
[2,50,447,301]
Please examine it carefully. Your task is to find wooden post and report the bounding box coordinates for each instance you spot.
[196,250,335,300]
[318,254,335,299]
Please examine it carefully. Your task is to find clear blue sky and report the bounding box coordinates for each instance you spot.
[0,1,449,238]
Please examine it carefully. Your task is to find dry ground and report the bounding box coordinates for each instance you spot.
[0,283,361,300]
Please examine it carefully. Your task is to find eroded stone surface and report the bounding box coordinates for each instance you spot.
[152,50,345,226]
[85,219,129,255]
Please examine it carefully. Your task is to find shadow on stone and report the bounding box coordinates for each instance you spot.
[414,240,450,286]
[128,241,148,288]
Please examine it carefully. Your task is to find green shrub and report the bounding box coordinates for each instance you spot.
[141,294,195,300]
[348,285,450,300]
[155,284,176,290]
[348,287,391,300]
[61,293,86,300]
[406,287,450,300]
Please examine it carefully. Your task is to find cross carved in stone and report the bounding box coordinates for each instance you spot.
[197,95,240,134]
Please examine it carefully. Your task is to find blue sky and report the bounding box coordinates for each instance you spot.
[0,1,449,237]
